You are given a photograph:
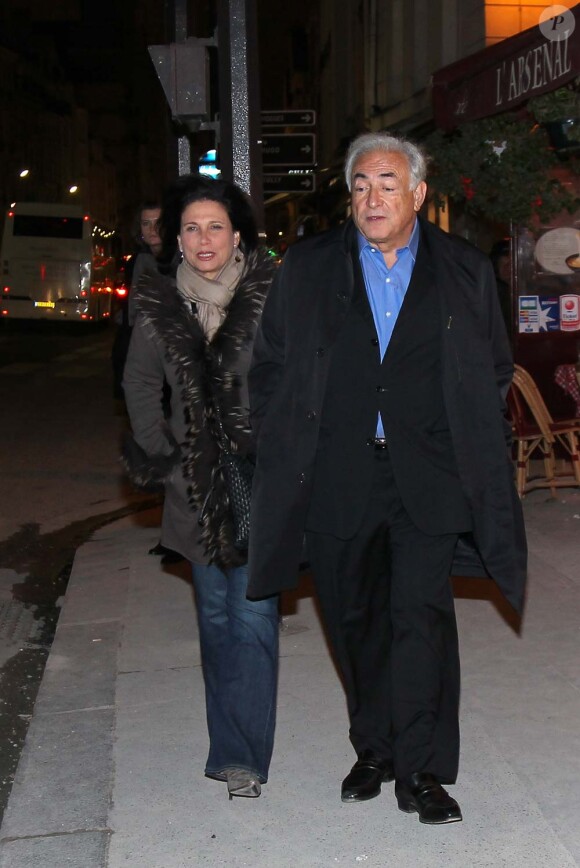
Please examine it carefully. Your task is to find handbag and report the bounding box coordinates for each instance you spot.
[200,404,254,551]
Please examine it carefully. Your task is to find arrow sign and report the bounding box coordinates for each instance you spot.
[261,109,316,127]
[263,174,316,194]
[261,134,316,166]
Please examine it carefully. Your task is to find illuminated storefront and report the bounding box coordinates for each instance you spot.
[432,5,580,414]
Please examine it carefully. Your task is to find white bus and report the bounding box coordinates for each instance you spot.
[0,202,120,322]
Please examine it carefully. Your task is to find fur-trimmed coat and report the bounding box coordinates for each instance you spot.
[122,248,276,567]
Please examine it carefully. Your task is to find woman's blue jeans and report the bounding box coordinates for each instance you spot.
[191,562,279,783]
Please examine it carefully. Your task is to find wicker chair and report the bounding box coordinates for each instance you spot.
[507,379,556,497]
[508,364,580,497]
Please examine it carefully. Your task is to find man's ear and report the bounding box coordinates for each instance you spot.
[413,181,427,211]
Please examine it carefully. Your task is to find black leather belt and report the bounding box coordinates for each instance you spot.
[368,437,388,450]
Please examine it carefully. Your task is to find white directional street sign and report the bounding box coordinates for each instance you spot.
[261,109,316,127]
[263,174,316,194]
[261,134,316,166]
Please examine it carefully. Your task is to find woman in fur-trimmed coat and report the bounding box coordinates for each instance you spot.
[122,175,279,801]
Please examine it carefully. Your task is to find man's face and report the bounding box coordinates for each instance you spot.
[140,208,162,255]
[350,149,426,255]
[497,254,512,284]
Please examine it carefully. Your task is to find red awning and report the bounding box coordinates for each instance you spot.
[432,4,580,130]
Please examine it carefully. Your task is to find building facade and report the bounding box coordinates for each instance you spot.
[0,0,171,246]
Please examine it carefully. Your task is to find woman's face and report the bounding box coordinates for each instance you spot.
[178,200,240,280]
[140,208,162,255]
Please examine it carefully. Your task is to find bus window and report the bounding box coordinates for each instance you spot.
[12,215,84,240]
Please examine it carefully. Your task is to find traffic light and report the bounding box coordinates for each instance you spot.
[148,41,210,121]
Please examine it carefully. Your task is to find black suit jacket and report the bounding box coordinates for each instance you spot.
[248,218,527,613]
[305,224,471,538]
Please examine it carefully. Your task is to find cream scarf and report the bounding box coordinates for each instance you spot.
[176,250,245,341]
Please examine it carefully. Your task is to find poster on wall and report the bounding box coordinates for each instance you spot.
[560,295,580,331]
[518,295,560,333]
[518,227,580,332]
[534,228,580,275]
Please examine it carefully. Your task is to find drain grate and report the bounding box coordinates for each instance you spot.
[0,601,42,644]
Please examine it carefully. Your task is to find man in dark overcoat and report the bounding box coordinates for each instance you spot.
[247,132,527,824]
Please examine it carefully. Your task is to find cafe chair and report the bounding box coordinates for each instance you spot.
[508,364,580,498]
[507,379,556,498]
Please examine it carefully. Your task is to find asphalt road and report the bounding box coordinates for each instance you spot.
[0,319,156,820]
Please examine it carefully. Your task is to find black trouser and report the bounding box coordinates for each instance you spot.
[306,449,461,783]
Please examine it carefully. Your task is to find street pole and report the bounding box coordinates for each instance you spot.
[172,0,191,176]
[216,0,264,228]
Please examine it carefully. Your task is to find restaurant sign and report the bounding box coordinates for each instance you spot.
[432,6,580,131]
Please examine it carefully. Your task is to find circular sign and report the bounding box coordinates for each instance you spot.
[534,228,580,274]
[539,5,576,42]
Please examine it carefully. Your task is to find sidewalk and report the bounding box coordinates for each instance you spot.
[1,490,579,868]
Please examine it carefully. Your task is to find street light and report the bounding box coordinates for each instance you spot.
[69,185,79,194]
[19,169,29,178]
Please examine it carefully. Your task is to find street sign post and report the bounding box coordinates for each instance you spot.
[263,174,316,194]
[261,134,316,166]
[261,109,316,127]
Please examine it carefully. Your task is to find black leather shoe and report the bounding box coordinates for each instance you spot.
[148,542,184,564]
[341,753,395,803]
[395,772,462,824]
[160,549,185,565]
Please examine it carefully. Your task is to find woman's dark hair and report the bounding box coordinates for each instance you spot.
[131,199,162,250]
[489,238,511,274]
[158,174,259,272]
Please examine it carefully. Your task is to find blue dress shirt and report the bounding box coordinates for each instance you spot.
[358,219,420,437]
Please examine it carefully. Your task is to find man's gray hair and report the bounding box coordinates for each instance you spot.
[344,132,428,192]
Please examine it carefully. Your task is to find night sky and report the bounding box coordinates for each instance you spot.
[1,0,318,232]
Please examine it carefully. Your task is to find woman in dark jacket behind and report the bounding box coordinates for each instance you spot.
[122,174,279,799]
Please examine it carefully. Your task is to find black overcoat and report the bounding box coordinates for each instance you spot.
[247,218,527,613]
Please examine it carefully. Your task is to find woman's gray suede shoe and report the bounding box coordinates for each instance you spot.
[225,768,261,800]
